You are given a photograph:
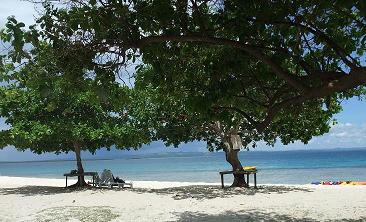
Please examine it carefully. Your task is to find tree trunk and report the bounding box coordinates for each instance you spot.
[222,131,247,187]
[211,122,247,187]
[72,141,87,187]
[224,148,247,187]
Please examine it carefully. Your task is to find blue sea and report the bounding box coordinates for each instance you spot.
[1,148,366,184]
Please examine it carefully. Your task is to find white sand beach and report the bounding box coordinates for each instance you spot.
[0,176,365,222]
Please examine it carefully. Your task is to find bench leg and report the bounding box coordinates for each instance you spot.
[65,176,68,188]
[254,173,257,189]
[247,174,249,187]
[220,174,224,189]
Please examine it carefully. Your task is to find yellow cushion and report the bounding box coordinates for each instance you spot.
[243,166,256,171]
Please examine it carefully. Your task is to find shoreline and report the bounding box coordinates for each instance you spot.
[1,176,366,189]
[0,176,222,189]
[1,176,366,221]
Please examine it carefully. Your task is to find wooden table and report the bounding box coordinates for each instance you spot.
[219,170,257,189]
[63,172,97,187]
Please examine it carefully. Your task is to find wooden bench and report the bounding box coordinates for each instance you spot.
[63,171,98,187]
[219,170,257,189]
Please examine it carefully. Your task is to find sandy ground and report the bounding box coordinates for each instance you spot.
[0,176,365,222]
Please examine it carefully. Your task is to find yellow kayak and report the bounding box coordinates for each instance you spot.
[340,181,366,185]
[353,182,366,185]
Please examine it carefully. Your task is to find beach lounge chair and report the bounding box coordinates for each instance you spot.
[95,169,133,188]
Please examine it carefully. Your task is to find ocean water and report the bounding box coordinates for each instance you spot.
[0,148,366,184]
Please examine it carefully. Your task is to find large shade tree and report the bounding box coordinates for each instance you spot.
[132,45,345,186]
[10,0,363,130]
[0,42,150,187]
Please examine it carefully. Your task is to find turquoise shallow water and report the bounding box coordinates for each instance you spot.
[0,148,366,184]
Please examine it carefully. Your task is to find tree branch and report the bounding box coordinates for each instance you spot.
[135,35,309,92]
[246,17,359,69]
[257,67,366,132]
[214,106,259,129]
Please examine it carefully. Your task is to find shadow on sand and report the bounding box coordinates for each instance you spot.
[0,184,138,197]
[175,210,366,222]
[29,206,119,222]
[0,185,93,196]
[0,184,313,200]
[134,185,313,200]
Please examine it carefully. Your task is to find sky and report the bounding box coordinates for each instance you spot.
[0,1,366,161]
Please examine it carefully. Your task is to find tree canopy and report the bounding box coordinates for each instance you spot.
[0,39,149,150]
[2,0,364,131]
[133,53,341,151]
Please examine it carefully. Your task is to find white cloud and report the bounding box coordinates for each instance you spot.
[258,122,366,150]
[327,123,366,143]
